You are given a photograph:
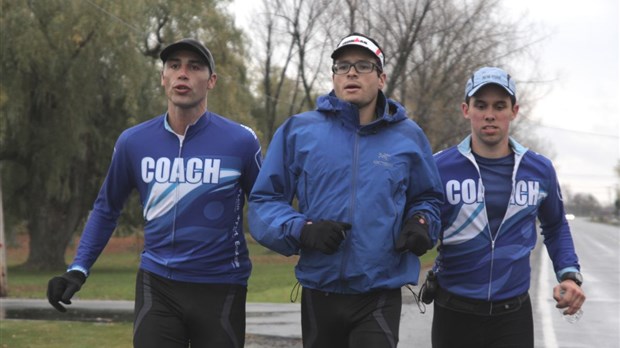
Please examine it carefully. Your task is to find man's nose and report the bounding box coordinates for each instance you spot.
[346,66,359,77]
[178,65,190,79]
[484,111,496,120]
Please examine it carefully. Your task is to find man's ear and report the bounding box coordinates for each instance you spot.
[461,102,470,119]
[378,71,387,90]
[511,103,519,121]
[207,73,218,90]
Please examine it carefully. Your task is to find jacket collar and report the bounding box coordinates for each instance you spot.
[315,90,407,129]
[457,135,528,157]
[163,111,210,137]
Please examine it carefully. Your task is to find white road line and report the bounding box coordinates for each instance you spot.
[538,246,558,348]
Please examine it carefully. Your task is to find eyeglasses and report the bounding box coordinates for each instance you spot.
[332,61,381,75]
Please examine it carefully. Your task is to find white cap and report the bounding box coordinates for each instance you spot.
[331,33,385,68]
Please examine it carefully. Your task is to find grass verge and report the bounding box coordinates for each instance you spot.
[6,234,434,302]
[2,234,435,348]
[0,320,133,348]
[5,234,299,303]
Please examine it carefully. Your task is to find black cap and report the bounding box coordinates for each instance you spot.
[160,38,215,73]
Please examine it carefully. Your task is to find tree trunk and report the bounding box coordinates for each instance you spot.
[24,203,83,271]
[24,163,92,271]
[0,170,8,297]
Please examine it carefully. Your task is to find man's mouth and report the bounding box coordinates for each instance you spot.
[344,84,360,91]
[174,85,190,93]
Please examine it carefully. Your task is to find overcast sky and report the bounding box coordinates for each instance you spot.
[230,0,620,205]
[504,0,619,205]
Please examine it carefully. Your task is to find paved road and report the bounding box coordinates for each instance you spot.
[530,217,620,348]
[2,218,617,347]
[400,217,620,347]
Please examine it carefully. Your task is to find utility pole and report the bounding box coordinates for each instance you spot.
[0,170,7,297]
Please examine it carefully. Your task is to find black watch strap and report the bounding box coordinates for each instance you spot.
[560,272,583,286]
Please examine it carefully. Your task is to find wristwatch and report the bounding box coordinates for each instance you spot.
[560,272,583,286]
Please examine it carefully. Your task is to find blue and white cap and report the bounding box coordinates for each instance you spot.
[465,67,516,100]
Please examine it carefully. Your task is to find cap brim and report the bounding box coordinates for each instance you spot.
[331,35,384,68]
[160,40,215,73]
[467,82,515,98]
[161,43,200,62]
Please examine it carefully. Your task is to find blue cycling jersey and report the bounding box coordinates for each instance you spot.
[69,112,262,285]
[433,136,580,301]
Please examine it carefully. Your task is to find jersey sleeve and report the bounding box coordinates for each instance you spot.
[405,127,444,245]
[69,133,135,275]
[240,125,263,198]
[538,161,580,278]
[247,120,307,256]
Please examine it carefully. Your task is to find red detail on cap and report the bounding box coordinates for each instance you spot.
[354,38,361,42]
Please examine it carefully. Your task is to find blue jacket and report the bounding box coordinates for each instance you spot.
[69,112,262,285]
[248,91,444,294]
[433,136,580,301]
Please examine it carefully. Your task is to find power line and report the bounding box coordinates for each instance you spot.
[559,173,617,178]
[536,123,619,139]
[81,0,144,35]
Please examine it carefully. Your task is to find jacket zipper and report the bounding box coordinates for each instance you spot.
[487,239,495,303]
[459,138,525,302]
[484,154,520,301]
[168,128,186,278]
[339,129,360,291]
[464,151,496,302]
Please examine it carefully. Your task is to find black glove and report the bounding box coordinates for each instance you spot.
[300,220,352,254]
[395,214,432,256]
[47,270,86,312]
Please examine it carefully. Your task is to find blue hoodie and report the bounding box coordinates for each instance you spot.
[248,91,444,294]
[433,136,580,301]
[69,112,262,285]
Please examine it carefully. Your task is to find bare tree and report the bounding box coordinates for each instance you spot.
[369,0,434,99]
[251,0,338,142]
[251,0,544,152]
[369,0,542,150]
[258,0,296,141]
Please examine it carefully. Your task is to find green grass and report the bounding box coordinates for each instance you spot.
[5,236,300,302]
[6,236,436,302]
[2,237,298,347]
[7,238,436,303]
[7,249,141,301]
[3,236,436,348]
[248,263,298,302]
[0,320,133,348]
